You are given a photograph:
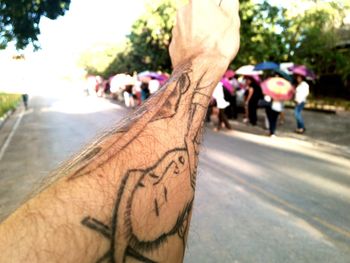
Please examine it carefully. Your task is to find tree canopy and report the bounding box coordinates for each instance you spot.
[80,0,350,97]
[0,0,70,50]
[80,0,180,78]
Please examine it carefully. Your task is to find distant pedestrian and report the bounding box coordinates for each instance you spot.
[140,82,150,102]
[245,76,263,126]
[212,82,232,131]
[294,74,309,134]
[149,78,160,94]
[123,85,135,108]
[22,94,29,110]
[265,96,284,137]
[221,70,239,119]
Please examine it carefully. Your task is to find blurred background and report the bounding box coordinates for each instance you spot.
[1,0,350,100]
[1,1,350,263]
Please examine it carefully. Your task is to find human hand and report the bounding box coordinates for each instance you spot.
[169,0,240,68]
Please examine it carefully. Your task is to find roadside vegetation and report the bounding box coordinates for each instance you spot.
[0,93,21,118]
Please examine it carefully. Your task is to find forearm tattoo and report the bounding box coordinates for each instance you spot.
[68,63,216,262]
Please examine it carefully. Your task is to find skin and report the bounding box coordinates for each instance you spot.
[296,75,303,84]
[245,78,254,104]
[0,1,240,262]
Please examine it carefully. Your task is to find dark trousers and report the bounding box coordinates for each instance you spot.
[266,107,280,135]
[225,95,238,119]
[218,108,231,130]
[206,106,213,123]
[248,101,258,125]
[22,94,29,109]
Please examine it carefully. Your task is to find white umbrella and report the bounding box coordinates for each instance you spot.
[110,74,135,93]
[236,65,262,75]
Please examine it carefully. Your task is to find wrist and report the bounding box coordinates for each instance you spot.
[192,52,231,72]
[188,53,231,90]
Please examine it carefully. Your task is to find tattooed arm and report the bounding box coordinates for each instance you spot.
[0,0,240,262]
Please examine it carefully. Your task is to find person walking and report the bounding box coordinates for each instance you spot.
[245,76,262,126]
[294,74,309,134]
[265,96,284,137]
[222,70,239,119]
[21,93,29,110]
[213,82,232,131]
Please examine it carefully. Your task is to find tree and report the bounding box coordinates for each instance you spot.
[233,0,289,67]
[80,0,179,77]
[285,1,350,78]
[0,0,70,50]
[78,43,124,78]
[79,0,350,98]
[123,0,179,72]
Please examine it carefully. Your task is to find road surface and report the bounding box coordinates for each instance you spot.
[0,94,349,263]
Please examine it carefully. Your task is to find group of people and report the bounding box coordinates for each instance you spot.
[88,67,310,137]
[86,72,169,108]
[208,69,310,136]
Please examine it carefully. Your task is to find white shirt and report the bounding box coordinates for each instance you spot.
[264,96,284,112]
[149,79,160,94]
[295,81,309,104]
[271,101,284,112]
[213,83,230,109]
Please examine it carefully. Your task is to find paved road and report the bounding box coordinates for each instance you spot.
[0,94,349,263]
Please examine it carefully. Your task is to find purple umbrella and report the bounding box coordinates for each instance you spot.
[289,65,316,80]
[138,71,167,81]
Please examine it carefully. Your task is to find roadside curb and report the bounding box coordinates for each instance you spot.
[280,131,350,157]
[284,102,348,114]
[0,108,16,130]
[223,119,350,157]
[285,105,336,114]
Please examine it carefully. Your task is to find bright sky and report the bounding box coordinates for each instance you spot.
[0,0,147,93]
[1,0,349,90]
[0,0,147,75]
[38,0,146,57]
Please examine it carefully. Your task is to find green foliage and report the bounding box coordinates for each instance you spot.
[235,0,350,89]
[0,93,21,117]
[80,0,179,77]
[124,0,178,72]
[235,0,289,66]
[288,3,350,81]
[128,0,176,71]
[0,0,70,50]
[103,43,134,77]
[80,0,350,96]
[78,43,124,78]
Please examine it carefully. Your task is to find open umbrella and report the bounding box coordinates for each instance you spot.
[224,69,235,79]
[289,65,316,80]
[138,71,168,82]
[254,61,279,71]
[236,65,262,76]
[272,68,293,82]
[138,71,158,79]
[261,77,294,101]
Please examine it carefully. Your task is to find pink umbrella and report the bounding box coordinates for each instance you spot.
[221,78,233,93]
[289,65,316,80]
[261,77,294,101]
[224,69,235,79]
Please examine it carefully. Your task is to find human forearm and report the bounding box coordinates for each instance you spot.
[0,0,240,262]
[0,56,230,263]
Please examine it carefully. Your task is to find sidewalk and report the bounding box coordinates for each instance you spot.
[102,98,350,156]
[208,108,350,156]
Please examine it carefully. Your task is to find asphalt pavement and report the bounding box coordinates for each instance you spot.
[0,93,349,263]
